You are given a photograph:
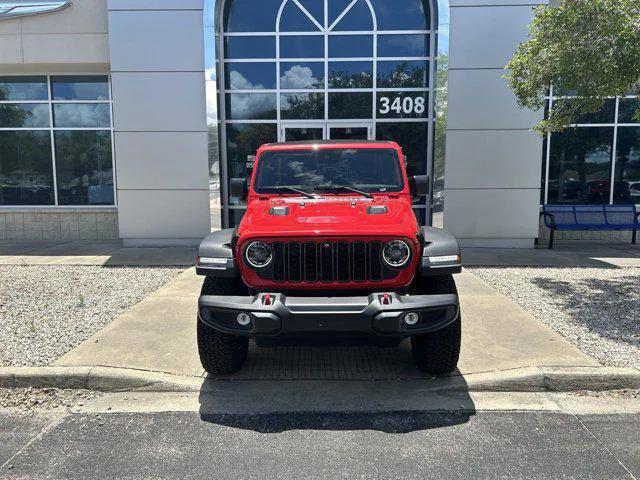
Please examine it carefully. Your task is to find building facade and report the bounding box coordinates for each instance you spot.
[1,0,637,247]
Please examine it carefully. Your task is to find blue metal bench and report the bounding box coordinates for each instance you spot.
[540,204,640,249]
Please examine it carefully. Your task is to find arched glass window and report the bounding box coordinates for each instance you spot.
[216,0,437,227]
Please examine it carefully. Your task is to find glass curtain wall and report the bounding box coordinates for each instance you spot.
[215,0,437,227]
[0,75,115,207]
[541,90,640,206]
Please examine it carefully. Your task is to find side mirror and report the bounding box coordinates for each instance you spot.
[230,178,248,199]
[410,175,430,197]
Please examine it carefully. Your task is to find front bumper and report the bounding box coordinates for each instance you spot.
[198,292,459,337]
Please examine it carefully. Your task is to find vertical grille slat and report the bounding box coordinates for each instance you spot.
[321,242,334,283]
[304,242,318,282]
[337,242,350,282]
[272,243,286,282]
[288,242,302,282]
[352,242,367,282]
[267,240,393,283]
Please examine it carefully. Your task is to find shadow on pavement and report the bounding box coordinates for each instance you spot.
[197,365,476,433]
[197,410,476,434]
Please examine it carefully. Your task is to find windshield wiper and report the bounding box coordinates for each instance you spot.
[273,186,316,199]
[314,185,374,199]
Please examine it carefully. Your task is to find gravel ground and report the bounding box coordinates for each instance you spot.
[0,266,184,367]
[0,388,100,414]
[470,267,640,369]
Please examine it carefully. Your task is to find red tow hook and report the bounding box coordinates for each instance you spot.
[380,293,391,305]
[263,294,273,306]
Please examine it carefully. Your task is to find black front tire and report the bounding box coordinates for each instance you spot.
[197,277,249,375]
[410,275,462,376]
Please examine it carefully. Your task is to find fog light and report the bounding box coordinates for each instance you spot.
[236,313,251,326]
[404,312,420,326]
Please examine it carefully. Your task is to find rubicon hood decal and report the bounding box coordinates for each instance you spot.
[0,1,70,20]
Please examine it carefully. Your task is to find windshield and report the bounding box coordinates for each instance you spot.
[253,148,404,194]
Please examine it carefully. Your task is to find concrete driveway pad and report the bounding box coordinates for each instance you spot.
[55,269,598,380]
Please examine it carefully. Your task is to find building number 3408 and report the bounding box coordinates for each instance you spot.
[379,96,426,116]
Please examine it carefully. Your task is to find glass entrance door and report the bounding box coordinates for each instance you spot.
[282,125,325,142]
[281,123,373,141]
[328,124,372,140]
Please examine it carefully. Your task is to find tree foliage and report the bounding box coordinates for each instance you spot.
[505,0,640,134]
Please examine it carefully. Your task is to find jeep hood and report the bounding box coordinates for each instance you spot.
[237,196,418,239]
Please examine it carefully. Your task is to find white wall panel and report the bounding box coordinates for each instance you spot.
[444,188,541,239]
[111,72,207,132]
[22,34,109,64]
[117,189,211,242]
[449,6,538,70]
[448,69,542,130]
[445,130,543,189]
[0,36,22,64]
[108,10,204,72]
[115,132,209,190]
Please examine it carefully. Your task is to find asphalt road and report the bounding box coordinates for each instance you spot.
[1,411,638,479]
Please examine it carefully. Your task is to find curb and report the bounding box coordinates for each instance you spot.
[0,366,639,393]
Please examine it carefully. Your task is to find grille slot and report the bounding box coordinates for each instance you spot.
[263,240,395,283]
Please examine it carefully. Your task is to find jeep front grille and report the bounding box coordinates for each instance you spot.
[266,240,390,283]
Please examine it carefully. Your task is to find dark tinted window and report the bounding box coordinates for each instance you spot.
[329,92,372,119]
[54,131,114,206]
[224,0,282,31]
[376,122,428,179]
[225,63,276,89]
[370,0,429,30]
[547,127,614,204]
[0,131,54,205]
[0,104,50,128]
[51,76,109,101]
[328,35,373,58]
[255,149,403,193]
[224,37,276,59]
[618,98,640,123]
[53,104,111,128]
[0,76,48,101]
[551,99,616,124]
[280,0,322,31]
[330,0,373,31]
[281,93,324,119]
[614,127,640,204]
[377,61,429,88]
[378,35,429,57]
[280,35,324,58]
[280,62,324,89]
[328,61,373,88]
[226,123,278,205]
[225,93,277,120]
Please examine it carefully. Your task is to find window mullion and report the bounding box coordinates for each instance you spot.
[48,75,60,207]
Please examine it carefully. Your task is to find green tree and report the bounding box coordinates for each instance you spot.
[505,0,640,134]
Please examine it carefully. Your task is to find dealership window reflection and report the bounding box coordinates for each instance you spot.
[0,75,114,206]
[542,94,640,205]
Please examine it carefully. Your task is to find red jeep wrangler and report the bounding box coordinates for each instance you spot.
[196,140,462,375]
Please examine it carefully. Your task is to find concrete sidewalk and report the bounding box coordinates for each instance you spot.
[0,241,196,266]
[55,268,599,380]
[463,241,640,268]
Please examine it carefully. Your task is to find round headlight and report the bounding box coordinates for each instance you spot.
[245,242,273,268]
[382,240,411,268]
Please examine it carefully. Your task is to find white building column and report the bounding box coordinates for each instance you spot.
[108,0,210,247]
[444,0,547,248]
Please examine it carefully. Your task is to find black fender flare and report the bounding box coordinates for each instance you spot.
[418,227,462,276]
[195,228,240,277]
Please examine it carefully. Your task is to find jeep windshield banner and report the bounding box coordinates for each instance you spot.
[254,149,404,195]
